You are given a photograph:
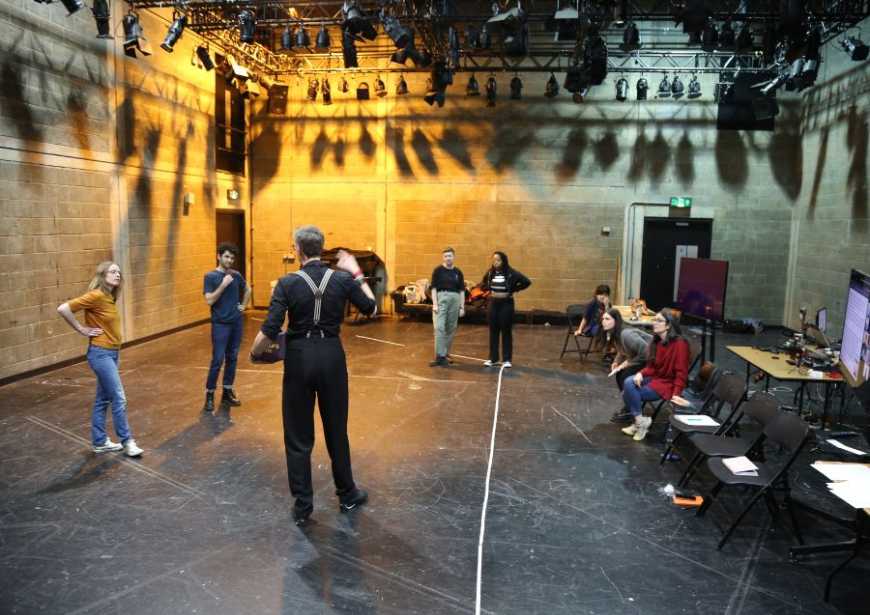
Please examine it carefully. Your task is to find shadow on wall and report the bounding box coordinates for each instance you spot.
[386,124,413,177]
[715,130,749,191]
[594,131,620,170]
[437,128,474,171]
[768,113,803,202]
[647,130,671,185]
[67,90,91,156]
[250,123,283,188]
[0,55,43,142]
[807,127,829,219]
[556,127,587,182]
[410,128,438,175]
[359,120,377,159]
[674,132,695,186]
[116,88,136,163]
[311,127,330,170]
[486,120,534,173]
[847,105,868,233]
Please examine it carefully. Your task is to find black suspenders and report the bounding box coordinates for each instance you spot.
[294,269,334,338]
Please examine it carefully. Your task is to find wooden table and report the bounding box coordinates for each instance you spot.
[726,345,846,424]
[614,305,656,328]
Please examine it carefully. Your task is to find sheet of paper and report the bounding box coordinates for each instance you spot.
[826,439,869,456]
[723,456,759,475]
[827,482,870,508]
[674,414,719,427]
[812,462,870,482]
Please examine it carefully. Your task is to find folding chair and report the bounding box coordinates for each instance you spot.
[696,412,811,550]
[560,303,588,362]
[676,392,781,487]
[658,372,745,464]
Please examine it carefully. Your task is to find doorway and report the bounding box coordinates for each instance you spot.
[640,217,712,311]
[216,210,246,280]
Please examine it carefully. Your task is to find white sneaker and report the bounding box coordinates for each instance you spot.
[483,360,494,367]
[123,439,144,457]
[503,361,512,368]
[621,422,638,436]
[93,438,123,453]
[633,417,653,442]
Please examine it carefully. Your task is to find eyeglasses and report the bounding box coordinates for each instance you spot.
[651,317,667,323]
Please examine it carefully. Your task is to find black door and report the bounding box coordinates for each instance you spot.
[216,210,246,280]
[640,217,712,311]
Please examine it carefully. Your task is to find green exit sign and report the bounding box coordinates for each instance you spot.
[670,196,693,208]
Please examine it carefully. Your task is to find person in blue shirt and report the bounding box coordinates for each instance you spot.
[203,242,251,412]
[574,284,611,338]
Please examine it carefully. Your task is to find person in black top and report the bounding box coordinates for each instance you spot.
[250,226,377,525]
[430,247,465,367]
[202,242,252,412]
[480,251,531,368]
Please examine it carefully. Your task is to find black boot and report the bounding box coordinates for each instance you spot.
[221,388,241,407]
[339,487,368,512]
[610,406,632,423]
[202,391,215,412]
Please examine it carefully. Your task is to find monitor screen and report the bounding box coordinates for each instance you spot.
[676,258,729,322]
[840,269,870,385]
[816,307,827,333]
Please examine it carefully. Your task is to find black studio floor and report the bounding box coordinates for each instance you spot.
[1,315,868,615]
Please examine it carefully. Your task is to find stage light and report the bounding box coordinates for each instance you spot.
[719,21,735,49]
[736,23,753,52]
[295,26,310,48]
[60,0,83,16]
[375,76,387,98]
[840,36,869,61]
[671,75,685,98]
[759,73,787,96]
[339,77,349,93]
[466,75,480,96]
[122,11,152,57]
[342,30,358,68]
[307,78,319,102]
[621,22,640,51]
[510,75,522,100]
[687,75,701,99]
[240,79,261,99]
[583,31,608,85]
[636,76,648,100]
[92,0,112,39]
[785,58,804,91]
[466,26,482,49]
[322,77,332,105]
[343,0,376,41]
[383,15,412,49]
[282,27,293,50]
[238,10,255,44]
[615,77,628,101]
[316,25,330,50]
[396,75,408,96]
[549,4,579,42]
[160,13,186,52]
[195,45,214,70]
[449,26,460,68]
[545,73,559,98]
[657,74,671,98]
[485,75,497,107]
[613,0,629,26]
[423,79,445,107]
[488,4,528,56]
[701,20,718,51]
[424,62,451,107]
[480,25,492,49]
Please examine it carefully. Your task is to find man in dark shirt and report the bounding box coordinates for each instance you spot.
[250,226,377,525]
[430,247,465,367]
[203,242,251,412]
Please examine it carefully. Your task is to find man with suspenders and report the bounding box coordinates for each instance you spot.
[250,226,377,525]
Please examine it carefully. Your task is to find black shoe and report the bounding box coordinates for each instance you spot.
[610,410,633,423]
[221,388,241,407]
[339,488,368,513]
[429,356,448,367]
[202,392,215,412]
[293,504,313,526]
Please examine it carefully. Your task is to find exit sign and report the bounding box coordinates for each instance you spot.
[670,196,692,208]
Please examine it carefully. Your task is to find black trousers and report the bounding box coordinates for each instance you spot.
[281,337,355,511]
[488,297,515,362]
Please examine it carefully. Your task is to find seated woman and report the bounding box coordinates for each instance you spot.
[621,308,689,442]
[574,284,611,338]
[596,308,653,424]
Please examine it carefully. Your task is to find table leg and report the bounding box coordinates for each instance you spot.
[824,510,866,602]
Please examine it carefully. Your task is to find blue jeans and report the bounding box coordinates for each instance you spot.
[87,345,132,446]
[206,318,243,391]
[623,376,661,417]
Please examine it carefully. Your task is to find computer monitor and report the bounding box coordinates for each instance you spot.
[840,269,870,385]
[816,307,827,333]
[676,258,729,322]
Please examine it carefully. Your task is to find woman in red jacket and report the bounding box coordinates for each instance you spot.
[621,308,689,442]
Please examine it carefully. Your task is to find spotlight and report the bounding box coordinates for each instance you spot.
[295,26,310,48]
[657,74,671,98]
[316,25,331,50]
[510,75,522,100]
[322,77,332,105]
[479,25,492,49]
[240,79,261,99]
[343,0,376,41]
[701,20,718,51]
[238,10,255,44]
[615,77,628,101]
[449,26,460,69]
[466,27,482,49]
[583,31,608,85]
[466,75,480,96]
[375,76,387,98]
[621,22,640,51]
[671,75,685,98]
[548,3,579,42]
[423,79,444,107]
[122,11,152,57]
[92,0,112,39]
[487,4,528,56]
[424,61,452,107]
[59,0,83,16]
[160,13,186,53]
[307,78,319,102]
[545,73,559,98]
[785,58,804,91]
[636,76,648,100]
[759,72,787,96]
[840,37,869,61]
[687,75,701,99]
[613,0,629,26]
[383,15,412,49]
[342,30,358,68]
[736,24,753,52]
[339,77,349,93]
[195,45,214,71]
[719,21,735,50]
[396,75,408,96]
[356,82,370,100]
[563,64,589,94]
[281,26,293,50]
[485,75,497,107]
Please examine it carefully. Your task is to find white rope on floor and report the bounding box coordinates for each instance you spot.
[475,363,508,615]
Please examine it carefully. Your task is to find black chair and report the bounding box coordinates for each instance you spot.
[696,412,811,550]
[659,372,746,464]
[676,391,781,487]
[560,303,589,362]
